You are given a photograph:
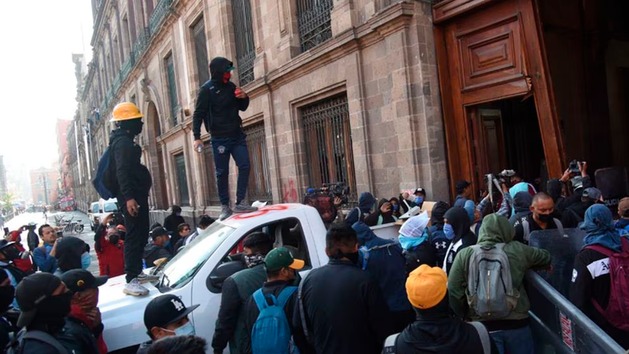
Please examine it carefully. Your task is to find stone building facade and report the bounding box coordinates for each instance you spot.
[73,0,448,220]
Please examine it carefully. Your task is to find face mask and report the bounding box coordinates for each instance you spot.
[222,72,231,83]
[38,291,73,319]
[415,196,424,204]
[443,223,455,240]
[0,286,15,312]
[164,320,196,336]
[392,204,399,212]
[537,213,554,223]
[164,238,171,248]
[122,119,144,136]
[81,252,92,270]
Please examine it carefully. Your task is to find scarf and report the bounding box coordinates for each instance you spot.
[580,204,621,252]
[398,233,428,251]
[244,254,265,268]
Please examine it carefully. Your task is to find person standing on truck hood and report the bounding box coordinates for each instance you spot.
[192,57,258,220]
[212,232,273,354]
[109,102,153,297]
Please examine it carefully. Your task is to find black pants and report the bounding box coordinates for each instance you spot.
[121,195,149,283]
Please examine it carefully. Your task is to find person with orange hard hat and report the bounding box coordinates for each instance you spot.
[109,102,153,296]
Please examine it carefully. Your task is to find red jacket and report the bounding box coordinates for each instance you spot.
[95,237,124,277]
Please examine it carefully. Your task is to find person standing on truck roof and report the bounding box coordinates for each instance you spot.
[212,232,273,354]
[192,56,258,221]
[109,102,153,297]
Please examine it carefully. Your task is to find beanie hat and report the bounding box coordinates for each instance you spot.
[405,264,447,309]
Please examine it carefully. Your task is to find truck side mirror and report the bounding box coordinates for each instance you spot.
[207,260,245,293]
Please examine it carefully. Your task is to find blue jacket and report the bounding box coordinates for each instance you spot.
[353,222,411,312]
[345,192,376,226]
[615,219,629,236]
[32,244,58,273]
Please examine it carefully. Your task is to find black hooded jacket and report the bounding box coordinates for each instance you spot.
[393,297,497,354]
[345,192,376,226]
[110,129,152,202]
[55,236,87,273]
[442,207,477,274]
[192,57,250,139]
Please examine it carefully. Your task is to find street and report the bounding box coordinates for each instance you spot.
[5,210,100,275]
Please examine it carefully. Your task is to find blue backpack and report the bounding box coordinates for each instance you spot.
[251,286,299,354]
[92,143,119,200]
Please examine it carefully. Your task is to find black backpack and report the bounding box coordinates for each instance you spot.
[92,141,120,200]
[6,329,69,354]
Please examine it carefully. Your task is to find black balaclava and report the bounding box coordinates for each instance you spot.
[119,118,143,136]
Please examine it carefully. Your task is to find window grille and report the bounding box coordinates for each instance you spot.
[244,122,272,202]
[192,18,209,86]
[174,153,190,206]
[232,0,255,85]
[164,53,179,126]
[296,0,333,52]
[301,95,356,204]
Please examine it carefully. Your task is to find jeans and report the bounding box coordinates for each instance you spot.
[121,195,149,282]
[211,133,251,206]
[490,325,534,354]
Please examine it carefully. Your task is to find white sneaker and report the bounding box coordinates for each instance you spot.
[233,200,258,213]
[123,278,149,296]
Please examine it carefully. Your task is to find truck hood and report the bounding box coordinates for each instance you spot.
[99,274,170,351]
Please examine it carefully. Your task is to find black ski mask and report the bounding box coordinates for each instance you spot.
[119,119,144,136]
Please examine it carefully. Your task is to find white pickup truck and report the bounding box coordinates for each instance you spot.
[100,203,400,353]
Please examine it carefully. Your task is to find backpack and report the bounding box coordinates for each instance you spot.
[359,243,397,270]
[585,239,629,331]
[92,142,119,200]
[466,243,519,319]
[6,329,69,354]
[521,218,564,244]
[251,286,299,354]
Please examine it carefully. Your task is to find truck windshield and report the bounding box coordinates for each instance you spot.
[159,222,236,289]
[103,202,118,212]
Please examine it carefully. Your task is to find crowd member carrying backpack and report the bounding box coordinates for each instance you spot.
[448,214,551,354]
[243,247,311,354]
[569,204,629,348]
[353,222,413,334]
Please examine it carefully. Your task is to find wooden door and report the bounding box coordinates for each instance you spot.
[469,107,507,191]
[433,0,565,198]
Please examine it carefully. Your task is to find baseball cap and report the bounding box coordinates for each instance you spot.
[144,294,200,330]
[264,247,305,272]
[582,187,603,202]
[455,180,471,193]
[406,264,447,309]
[619,197,629,217]
[16,273,63,327]
[414,187,426,196]
[150,226,169,240]
[61,269,108,293]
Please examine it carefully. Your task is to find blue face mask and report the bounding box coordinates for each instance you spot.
[443,223,455,240]
[392,204,399,212]
[415,196,424,204]
[164,238,171,248]
[81,252,91,270]
[173,321,195,336]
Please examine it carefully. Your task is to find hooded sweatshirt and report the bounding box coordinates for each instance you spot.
[508,191,532,226]
[426,202,451,268]
[110,129,152,202]
[442,207,477,275]
[448,214,551,330]
[364,198,397,226]
[393,296,495,354]
[345,192,376,226]
[192,57,250,139]
[353,222,410,313]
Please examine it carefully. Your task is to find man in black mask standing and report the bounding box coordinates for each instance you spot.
[110,102,153,296]
[12,272,98,353]
[192,57,257,220]
[295,223,390,354]
[514,192,563,244]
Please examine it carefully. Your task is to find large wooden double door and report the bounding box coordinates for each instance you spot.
[433,0,565,195]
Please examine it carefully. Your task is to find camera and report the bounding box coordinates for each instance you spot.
[109,212,125,227]
[323,182,350,205]
[22,224,37,232]
[568,160,581,174]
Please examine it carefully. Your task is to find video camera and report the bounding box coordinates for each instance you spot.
[323,182,350,205]
[109,212,125,227]
[485,169,515,187]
